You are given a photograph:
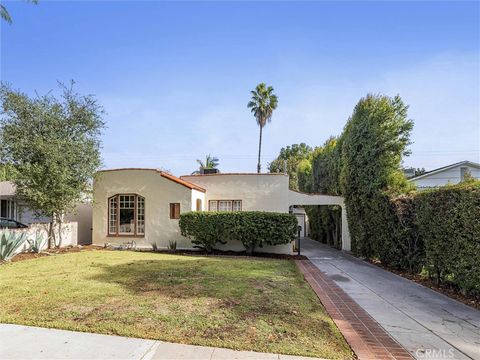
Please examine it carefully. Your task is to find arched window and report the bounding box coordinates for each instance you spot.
[108,194,145,236]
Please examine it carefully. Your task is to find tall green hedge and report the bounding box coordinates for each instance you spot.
[340,94,413,256]
[179,211,297,253]
[415,182,480,295]
[369,193,424,273]
[272,93,479,296]
[341,182,480,296]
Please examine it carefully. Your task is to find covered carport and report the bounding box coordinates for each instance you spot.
[288,190,351,251]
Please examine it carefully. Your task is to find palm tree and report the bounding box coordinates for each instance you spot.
[247,83,278,173]
[1,0,38,24]
[192,154,219,174]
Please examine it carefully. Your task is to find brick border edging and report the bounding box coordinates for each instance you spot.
[296,260,413,360]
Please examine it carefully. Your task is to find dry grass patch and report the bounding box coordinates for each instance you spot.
[0,251,352,359]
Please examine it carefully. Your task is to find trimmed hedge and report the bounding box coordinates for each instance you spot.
[359,182,480,296]
[369,193,424,274]
[179,211,297,253]
[415,182,480,296]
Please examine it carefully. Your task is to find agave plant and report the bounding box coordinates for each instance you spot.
[168,240,177,252]
[27,234,46,253]
[150,241,158,252]
[0,231,28,262]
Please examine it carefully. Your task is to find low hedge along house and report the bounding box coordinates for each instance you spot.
[93,169,351,253]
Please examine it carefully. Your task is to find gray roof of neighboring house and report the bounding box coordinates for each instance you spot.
[408,160,480,181]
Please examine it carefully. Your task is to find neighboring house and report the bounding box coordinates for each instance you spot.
[0,181,92,245]
[408,161,480,190]
[93,168,351,253]
[0,181,50,224]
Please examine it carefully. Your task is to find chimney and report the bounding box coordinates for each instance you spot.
[201,168,220,175]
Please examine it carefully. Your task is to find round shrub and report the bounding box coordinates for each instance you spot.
[179,211,297,253]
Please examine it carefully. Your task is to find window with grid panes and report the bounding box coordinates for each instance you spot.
[108,194,145,236]
[208,200,242,212]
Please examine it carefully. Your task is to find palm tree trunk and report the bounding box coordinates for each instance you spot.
[257,125,263,173]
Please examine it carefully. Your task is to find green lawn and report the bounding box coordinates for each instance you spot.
[0,251,352,359]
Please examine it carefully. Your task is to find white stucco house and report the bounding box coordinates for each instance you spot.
[409,161,480,190]
[92,169,351,253]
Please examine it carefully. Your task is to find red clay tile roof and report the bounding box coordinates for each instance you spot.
[97,168,206,192]
[159,171,206,192]
[180,172,287,178]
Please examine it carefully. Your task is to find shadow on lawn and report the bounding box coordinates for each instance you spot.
[88,257,302,312]
[84,257,342,350]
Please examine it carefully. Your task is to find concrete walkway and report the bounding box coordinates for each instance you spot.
[301,238,480,360]
[0,323,324,360]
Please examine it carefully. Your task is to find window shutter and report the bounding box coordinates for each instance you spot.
[170,203,180,219]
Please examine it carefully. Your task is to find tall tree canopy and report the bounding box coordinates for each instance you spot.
[311,136,343,195]
[340,94,413,196]
[268,143,313,190]
[340,94,413,255]
[247,83,278,173]
[0,82,105,247]
[0,163,15,181]
[273,94,413,253]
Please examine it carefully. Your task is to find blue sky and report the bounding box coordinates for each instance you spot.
[1,1,479,175]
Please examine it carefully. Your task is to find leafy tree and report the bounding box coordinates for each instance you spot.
[0,82,105,248]
[340,94,413,255]
[312,136,343,195]
[247,83,278,173]
[297,139,343,248]
[1,0,38,24]
[192,154,219,174]
[0,163,15,181]
[297,158,313,193]
[268,143,313,190]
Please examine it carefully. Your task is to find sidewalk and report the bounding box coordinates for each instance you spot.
[0,323,325,360]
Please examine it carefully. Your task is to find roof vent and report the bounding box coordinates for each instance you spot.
[201,168,220,175]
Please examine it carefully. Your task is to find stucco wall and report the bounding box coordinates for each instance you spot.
[191,189,205,211]
[94,171,296,253]
[93,169,195,249]
[181,174,290,212]
[66,203,93,245]
[182,174,293,254]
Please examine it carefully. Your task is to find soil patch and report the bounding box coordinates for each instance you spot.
[12,245,104,262]
[142,248,307,260]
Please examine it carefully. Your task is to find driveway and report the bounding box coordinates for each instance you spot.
[302,238,480,360]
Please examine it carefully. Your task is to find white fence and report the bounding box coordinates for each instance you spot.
[13,221,78,252]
